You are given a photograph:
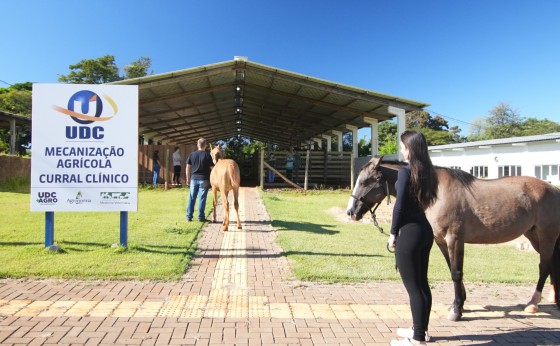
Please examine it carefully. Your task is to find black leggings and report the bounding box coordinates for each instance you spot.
[395,222,433,341]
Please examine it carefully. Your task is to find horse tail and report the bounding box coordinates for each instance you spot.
[552,236,560,308]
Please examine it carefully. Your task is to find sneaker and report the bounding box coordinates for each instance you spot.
[187,218,192,222]
[397,328,431,342]
[198,219,209,222]
[390,338,427,346]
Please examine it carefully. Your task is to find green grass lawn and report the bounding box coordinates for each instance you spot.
[1,177,541,285]
[0,178,213,280]
[261,189,540,284]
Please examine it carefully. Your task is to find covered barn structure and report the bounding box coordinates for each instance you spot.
[0,110,31,155]
[113,57,429,187]
[0,57,429,187]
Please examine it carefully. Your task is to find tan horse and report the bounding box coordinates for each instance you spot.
[210,145,242,231]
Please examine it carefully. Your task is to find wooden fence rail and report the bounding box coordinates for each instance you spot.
[2,147,354,188]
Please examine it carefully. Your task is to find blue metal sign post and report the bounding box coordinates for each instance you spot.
[120,211,128,247]
[45,212,54,247]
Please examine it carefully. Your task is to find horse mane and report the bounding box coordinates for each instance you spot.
[366,157,476,191]
[438,166,476,188]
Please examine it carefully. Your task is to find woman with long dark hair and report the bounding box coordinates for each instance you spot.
[389,130,438,346]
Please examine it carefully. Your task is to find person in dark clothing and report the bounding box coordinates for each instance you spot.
[389,130,438,346]
[285,149,294,181]
[267,153,276,183]
[293,148,301,183]
[185,138,214,222]
[152,150,160,187]
[172,147,181,185]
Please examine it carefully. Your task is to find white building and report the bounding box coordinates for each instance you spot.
[428,132,560,186]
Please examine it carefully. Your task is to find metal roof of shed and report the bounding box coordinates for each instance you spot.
[0,110,31,128]
[113,58,430,147]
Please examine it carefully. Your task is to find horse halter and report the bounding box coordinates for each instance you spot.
[351,174,391,234]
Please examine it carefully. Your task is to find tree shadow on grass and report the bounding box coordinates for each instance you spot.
[193,246,382,259]
[0,240,195,256]
[0,242,43,246]
[281,250,382,258]
[271,220,339,235]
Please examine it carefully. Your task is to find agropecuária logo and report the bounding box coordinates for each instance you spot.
[67,191,92,205]
[52,90,119,139]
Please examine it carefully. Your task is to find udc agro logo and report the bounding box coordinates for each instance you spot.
[36,191,58,205]
[52,90,119,140]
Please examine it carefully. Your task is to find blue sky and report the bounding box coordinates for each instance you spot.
[2,0,559,137]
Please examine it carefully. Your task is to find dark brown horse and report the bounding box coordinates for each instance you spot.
[210,145,242,231]
[347,156,560,321]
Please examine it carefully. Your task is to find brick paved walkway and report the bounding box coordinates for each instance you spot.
[1,187,559,345]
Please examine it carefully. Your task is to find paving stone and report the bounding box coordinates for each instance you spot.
[0,187,558,345]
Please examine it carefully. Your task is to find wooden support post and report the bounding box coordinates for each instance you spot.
[164,147,170,189]
[260,149,264,189]
[350,154,355,191]
[304,149,310,190]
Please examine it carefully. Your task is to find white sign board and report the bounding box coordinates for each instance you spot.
[31,84,138,212]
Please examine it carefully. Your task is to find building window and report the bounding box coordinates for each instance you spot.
[535,165,559,181]
[449,166,461,170]
[470,166,488,178]
[498,165,521,177]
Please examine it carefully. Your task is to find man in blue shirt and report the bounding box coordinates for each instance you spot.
[186,138,214,222]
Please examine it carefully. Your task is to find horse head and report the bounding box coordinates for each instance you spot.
[346,156,390,221]
[211,144,223,164]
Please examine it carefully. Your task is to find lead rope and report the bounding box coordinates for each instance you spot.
[368,179,394,252]
[369,179,391,233]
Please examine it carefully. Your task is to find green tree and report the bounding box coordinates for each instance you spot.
[358,137,370,156]
[0,83,32,154]
[407,110,449,131]
[465,102,559,141]
[520,118,560,136]
[0,83,32,115]
[379,139,397,155]
[58,55,121,84]
[58,55,153,84]
[485,102,524,139]
[412,128,456,145]
[468,117,488,141]
[217,136,265,163]
[405,110,467,144]
[448,125,465,143]
[378,121,397,155]
[124,56,153,79]
[0,130,10,153]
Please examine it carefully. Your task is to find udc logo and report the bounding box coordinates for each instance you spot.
[52,90,118,140]
[36,192,58,204]
[67,90,103,125]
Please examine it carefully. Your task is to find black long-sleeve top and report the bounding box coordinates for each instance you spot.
[390,166,429,236]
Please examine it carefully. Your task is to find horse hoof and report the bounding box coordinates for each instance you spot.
[524,304,538,313]
[447,310,462,321]
[237,226,242,229]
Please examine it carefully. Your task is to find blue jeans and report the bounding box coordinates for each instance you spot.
[152,164,160,186]
[186,179,210,220]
